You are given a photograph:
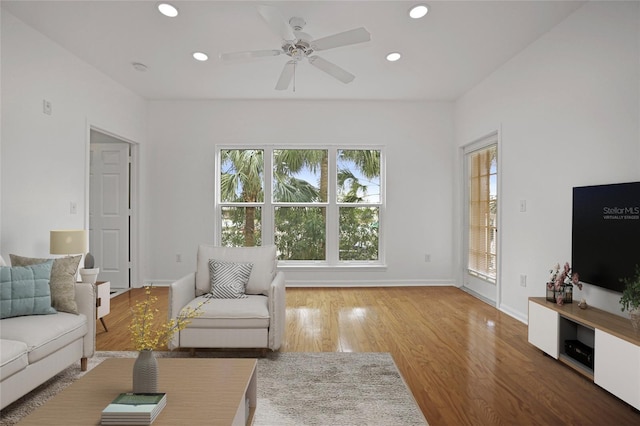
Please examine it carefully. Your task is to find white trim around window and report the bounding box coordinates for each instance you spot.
[214,144,386,268]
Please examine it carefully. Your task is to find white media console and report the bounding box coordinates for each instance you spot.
[528,297,640,410]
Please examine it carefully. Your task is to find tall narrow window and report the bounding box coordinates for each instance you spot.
[273,149,327,260]
[337,149,381,261]
[468,144,497,282]
[219,149,264,247]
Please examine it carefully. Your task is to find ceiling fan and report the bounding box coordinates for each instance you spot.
[220,5,371,90]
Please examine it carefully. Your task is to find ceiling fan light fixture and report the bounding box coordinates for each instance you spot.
[386,52,402,62]
[157,3,178,18]
[193,52,209,62]
[409,4,429,19]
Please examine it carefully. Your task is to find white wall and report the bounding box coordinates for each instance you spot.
[4,1,637,313]
[146,100,455,286]
[0,11,148,280]
[455,1,640,320]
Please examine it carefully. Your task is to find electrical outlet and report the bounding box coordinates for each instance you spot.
[176,254,182,263]
[520,274,527,287]
[70,202,77,214]
[43,99,52,115]
[424,254,431,262]
[519,200,527,212]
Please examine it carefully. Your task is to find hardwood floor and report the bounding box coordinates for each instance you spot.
[97,286,640,425]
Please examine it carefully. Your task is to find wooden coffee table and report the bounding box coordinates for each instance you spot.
[17,358,257,425]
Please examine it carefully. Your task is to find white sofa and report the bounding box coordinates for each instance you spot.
[0,282,96,409]
[169,244,285,352]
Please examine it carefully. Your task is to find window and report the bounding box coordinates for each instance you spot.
[337,149,380,261]
[216,146,384,265]
[467,143,497,282]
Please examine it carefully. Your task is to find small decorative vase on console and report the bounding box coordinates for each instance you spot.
[132,349,158,393]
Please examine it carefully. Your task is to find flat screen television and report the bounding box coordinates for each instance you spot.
[571,181,640,293]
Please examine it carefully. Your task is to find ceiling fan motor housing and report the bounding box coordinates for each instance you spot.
[283,38,313,61]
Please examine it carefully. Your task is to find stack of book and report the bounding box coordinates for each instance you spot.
[101,393,167,425]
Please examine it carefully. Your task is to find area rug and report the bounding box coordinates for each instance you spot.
[1,351,428,425]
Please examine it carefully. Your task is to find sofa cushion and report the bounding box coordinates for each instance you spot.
[10,254,82,315]
[0,312,88,364]
[182,295,270,328]
[209,260,252,299]
[0,261,57,319]
[0,339,28,381]
[196,245,276,296]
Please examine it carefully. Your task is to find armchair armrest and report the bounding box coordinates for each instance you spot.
[169,273,196,350]
[268,271,286,350]
[75,282,96,363]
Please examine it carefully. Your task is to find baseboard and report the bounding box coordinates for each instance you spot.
[460,286,528,324]
[142,280,173,287]
[498,303,528,324]
[286,279,456,287]
[144,279,455,288]
[460,286,496,307]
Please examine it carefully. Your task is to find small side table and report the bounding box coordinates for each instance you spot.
[95,281,111,332]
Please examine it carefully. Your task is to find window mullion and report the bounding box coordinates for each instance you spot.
[263,147,273,245]
[213,149,221,245]
[325,147,338,265]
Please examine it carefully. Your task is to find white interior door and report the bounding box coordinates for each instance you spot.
[90,141,130,289]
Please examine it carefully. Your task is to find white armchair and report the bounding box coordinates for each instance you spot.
[169,244,285,352]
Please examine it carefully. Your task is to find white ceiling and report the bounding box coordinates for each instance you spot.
[1,0,584,101]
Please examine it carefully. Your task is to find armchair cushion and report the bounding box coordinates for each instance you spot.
[181,295,270,328]
[196,245,277,296]
[209,260,252,299]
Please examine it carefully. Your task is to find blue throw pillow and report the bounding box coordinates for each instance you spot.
[0,260,57,319]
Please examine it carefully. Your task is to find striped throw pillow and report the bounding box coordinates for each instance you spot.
[209,259,253,299]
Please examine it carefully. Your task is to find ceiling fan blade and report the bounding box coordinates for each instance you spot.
[311,27,371,51]
[275,61,296,90]
[220,50,282,61]
[258,5,296,42]
[308,56,355,84]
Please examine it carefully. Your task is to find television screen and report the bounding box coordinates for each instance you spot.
[571,181,640,293]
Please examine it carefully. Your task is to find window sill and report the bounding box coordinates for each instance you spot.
[277,263,387,273]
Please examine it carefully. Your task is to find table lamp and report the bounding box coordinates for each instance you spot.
[50,229,98,283]
[50,229,87,256]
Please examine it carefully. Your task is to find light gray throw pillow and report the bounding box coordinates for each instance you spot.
[209,259,253,299]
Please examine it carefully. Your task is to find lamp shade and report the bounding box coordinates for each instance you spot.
[50,229,87,255]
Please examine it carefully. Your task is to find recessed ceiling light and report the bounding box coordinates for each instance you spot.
[193,52,209,62]
[386,52,401,62]
[132,62,148,72]
[158,3,178,18]
[409,4,429,19]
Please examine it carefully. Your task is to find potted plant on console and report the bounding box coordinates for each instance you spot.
[619,264,640,332]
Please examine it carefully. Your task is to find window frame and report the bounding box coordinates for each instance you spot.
[464,136,498,284]
[214,144,386,269]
